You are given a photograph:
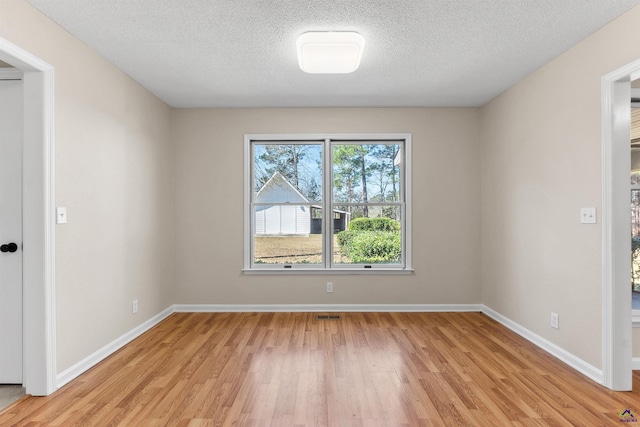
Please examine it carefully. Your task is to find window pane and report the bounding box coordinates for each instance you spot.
[333,205,402,265]
[253,205,322,265]
[632,189,640,308]
[332,144,401,205]
[254,144,322,203]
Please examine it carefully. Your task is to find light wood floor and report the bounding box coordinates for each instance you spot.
[1,312,639,426]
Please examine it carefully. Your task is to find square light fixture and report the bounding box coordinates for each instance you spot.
[296,32,365,74]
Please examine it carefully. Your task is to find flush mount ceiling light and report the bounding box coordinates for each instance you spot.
[296,31,365,74]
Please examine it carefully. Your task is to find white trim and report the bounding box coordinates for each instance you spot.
[172,303,482,313]
[0,69,23,80]
[324,138,332,267]
[243,135,252,270]
[602,59,638,390]
[56,307,174,389]
[242,268,414,275]
[481,305,603,384]
[633,358,640,370]
[403,136,413,271]
[244,133,412,272]
[0,37,56,396]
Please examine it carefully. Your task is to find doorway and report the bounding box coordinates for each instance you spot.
[601,58,640,391]
[0,71,24,386]
[0,37,56,396]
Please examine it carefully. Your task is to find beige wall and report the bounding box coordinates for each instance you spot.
[0,0,175,372]
[172,108,481,305]
[3,0,640,381]
[481,6,640,366]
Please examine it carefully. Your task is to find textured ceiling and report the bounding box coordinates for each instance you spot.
[26,0,640,108]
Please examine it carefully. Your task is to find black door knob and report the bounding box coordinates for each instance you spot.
[0,243,18,253]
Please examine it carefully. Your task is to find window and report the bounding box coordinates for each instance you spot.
[632,171,640,313]
[244,134,412,272]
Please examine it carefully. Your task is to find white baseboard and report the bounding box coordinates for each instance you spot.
[633,358,640,370]
[172,303,483,313]
[481,305,603,384]
[56,306,174,389]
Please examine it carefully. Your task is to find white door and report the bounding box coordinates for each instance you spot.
[265,206,281,234]
[280,205,296,234]
[0,77,23,384]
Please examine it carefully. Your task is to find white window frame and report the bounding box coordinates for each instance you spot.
[243,133,412,274]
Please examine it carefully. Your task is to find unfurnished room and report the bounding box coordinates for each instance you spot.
[1,0,640,425]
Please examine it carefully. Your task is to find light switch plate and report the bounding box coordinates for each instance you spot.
[56,207,68,224]
[580,207,596,224]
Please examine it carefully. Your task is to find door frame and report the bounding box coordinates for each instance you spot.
[0,37,56,396]
[601,58,640,390]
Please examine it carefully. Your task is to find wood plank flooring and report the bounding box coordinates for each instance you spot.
[1,312,639,426]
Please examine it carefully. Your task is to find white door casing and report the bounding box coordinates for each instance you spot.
[0,76,23,384]
[602,60,640,391]
[0,37,56,396]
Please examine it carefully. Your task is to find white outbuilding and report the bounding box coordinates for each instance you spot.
[254,172,310,235]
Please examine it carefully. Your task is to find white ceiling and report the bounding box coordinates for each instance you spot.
[26,0,640,108]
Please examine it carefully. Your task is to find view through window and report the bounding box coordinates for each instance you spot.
[632,97,640,311]
[245,134,411,271]
[632,173,640,310]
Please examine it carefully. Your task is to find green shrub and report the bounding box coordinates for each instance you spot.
[336,229,401,263]
[348,217,400,232]
[336,229,356,248]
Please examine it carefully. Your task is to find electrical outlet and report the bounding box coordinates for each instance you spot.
[326,282,333,293]
[551,312,559,329]
[132,299,138,314]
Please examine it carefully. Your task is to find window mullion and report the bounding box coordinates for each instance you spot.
[324,138,332,269]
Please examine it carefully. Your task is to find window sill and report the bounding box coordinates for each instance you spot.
[634,312,640,328]
[242,268,414,275]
